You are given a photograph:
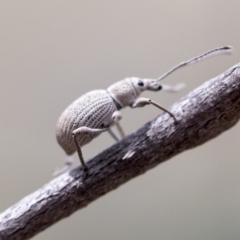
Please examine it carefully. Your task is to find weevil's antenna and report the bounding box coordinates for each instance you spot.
[157,46,233,82]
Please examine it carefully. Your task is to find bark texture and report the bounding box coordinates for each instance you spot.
[0,63,240,240]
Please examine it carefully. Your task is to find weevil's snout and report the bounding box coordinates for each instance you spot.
[130,77,162,94]
[141,78,162,91]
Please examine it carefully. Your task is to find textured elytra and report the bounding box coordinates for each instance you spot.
[56,90,117,155]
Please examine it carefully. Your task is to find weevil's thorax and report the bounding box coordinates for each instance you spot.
[107,77,162,108]
[107,78,141,108]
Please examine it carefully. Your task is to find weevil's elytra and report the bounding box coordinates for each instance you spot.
[56,90,117,155]
[55,46,232,175]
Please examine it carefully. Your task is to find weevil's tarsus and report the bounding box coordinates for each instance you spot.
[72,126,108,171]
[157,46,233,82]
[131,97,176,121]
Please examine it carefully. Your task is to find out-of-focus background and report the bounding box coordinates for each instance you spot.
[0,1,240,239]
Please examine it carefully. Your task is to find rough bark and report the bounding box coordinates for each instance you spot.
[0,63,240,240]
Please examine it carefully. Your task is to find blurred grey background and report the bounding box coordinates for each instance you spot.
[0,1,240,239]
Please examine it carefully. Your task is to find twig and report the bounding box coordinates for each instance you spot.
[0,63,240,240]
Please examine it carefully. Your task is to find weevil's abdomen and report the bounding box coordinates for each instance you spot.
[56,90,117,155]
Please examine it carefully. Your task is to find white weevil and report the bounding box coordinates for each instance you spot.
[55,46,232,175]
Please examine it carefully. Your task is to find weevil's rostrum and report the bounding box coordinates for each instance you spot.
[55,46,232,175]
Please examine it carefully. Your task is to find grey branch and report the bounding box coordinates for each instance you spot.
[1,64,240,240]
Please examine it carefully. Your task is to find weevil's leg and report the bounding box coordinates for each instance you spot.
[72,126,108,171]
[72,134,86,171]
[161,83,185,93]
[107,128,119,142]
[116,122,125,139]
[112,111,125,139]
[53,155,74,176]
[130,97,176,121]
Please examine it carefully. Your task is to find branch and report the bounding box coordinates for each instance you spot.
[1,63,240,240]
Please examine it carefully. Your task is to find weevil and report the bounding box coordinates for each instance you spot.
[55,46,232,175]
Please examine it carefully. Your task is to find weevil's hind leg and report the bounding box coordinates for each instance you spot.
[53,155,74,176]
[112,111,125,139]
[72,133,87,171]
[130,97,176,121]
[72,126,108,171]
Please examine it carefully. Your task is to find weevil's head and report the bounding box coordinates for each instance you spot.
[107,77,162,108]
[130,77,162,93]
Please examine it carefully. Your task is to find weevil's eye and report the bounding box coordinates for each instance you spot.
[138,80,144,86]
[158,85,162,90]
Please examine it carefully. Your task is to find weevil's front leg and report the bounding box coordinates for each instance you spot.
[112,111,125,139]
[130,97,176,121]
[72,126,108,171]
